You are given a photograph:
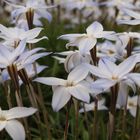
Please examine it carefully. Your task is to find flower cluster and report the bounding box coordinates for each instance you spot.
[1,0,140,140]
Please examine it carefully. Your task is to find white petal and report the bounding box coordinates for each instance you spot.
[114,55,136,78]
[58,34,85,41]
[78,37,96,54]
[86,21,103,36]
[99,58,117,76]
[34,77,66,86]
[21,52,49,68]
[90,79,116,94]
[118,19,140,25]
[0,24,12,37]
[0,45,11,64]
[117,82,128,107]
[69,84,90,103]
[52,86,71,111]
[5,120,25,140]
[68,64,89,83]
[23,28,43,40]
[12,39,26,61]
[129,108,136,117]
[36,10,52,22]
[127,73,140,87]
[121,8,140,19]
[0,121,6,131]
[79,102,95,113]
[27,36,48,43]
[7,107,37,120]
[11,8,26,19]
[86,63,109,79]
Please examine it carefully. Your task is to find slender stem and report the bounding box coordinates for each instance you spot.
[126,38,133,57]
[3,82,12,108]
[108,84,118,140]
[64,102,71,140]
[25,7,52,139]
[90,46,97,66]
[131,94,140,140]
[74,100,79,140]
[30,83,52,140]
[121,94,128,140]
[93,99,98,140]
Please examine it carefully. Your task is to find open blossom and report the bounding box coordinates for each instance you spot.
[79,98,107,113]
[101,0,135,9]
[34,64,90,111]
[97,34,129,62]
[61,0,98,10]
[0,24,47,47]
[118,8,140,25]
[0,40,48,70]
[117,95,139,117]
[6,0,54,23]
[58,21,116,55]
[87,55,137,93]
[0,107,37,140]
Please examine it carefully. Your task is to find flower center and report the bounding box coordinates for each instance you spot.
[0,115,6,122]
[108,50,115,55]
[128,102,136,107]
[111,75,118,80]
[66,81,74,87]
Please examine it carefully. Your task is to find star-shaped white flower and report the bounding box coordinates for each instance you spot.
[87,55,137,93]
[0,107,37,140]
[0,40,48,70]
[34,64,90,111]
[79,98,107,113]
[59,21,116,55]
[0,24,47,47]
[101,0,135,9]
[5,0,53,23]
[117,95,139,117]
[118,8,140,25]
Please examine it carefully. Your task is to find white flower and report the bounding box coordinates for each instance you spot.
[96,34,128,62]
[87,55,136,93]
[0,107,37,140]
[0,40,48,70]
[0,24,47,47]
[118,8,140,25]
[34,64,90,111]
[61,0,98,10]
[5,0,53,23]
[127,96,139,117]
[79,98,107,113]
[64,51,91,73]
[101,0,135,9]
[58,21,116,55]
[117,95,139,117]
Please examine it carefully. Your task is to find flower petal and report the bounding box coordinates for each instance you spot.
[23,28,43,40]
[121,8,140,19]
[7,107,37,120]
[78,37,97,54]
[68,64,89,83]
[117,82,128,107]
[90,79,116,94]
[34,77,66,86]
[27,36,48,43]
[114,55,136,78]
[86,21,103,36]
[0,121,6,131]
[118,19,140,25]
[69,84,90,103]
[52,86,71,111]
[5,120,25,140]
